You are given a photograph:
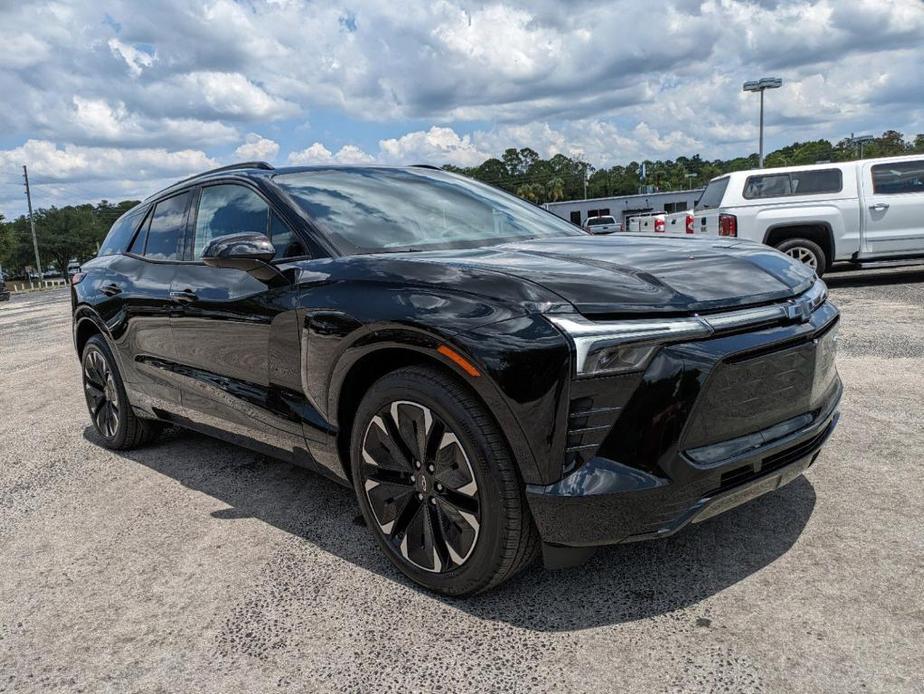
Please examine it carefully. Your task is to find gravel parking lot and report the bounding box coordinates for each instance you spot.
[1,267,922,693]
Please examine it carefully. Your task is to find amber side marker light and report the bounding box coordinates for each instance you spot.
[437,345,481,377]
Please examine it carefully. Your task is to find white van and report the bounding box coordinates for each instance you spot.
[688,154,924,276]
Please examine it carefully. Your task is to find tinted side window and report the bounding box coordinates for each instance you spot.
[744,169,842,199]
[872,160,924,195]
[193,184,268,258]
[792,169,842,195]
[695,177,729,210]
[269,213,305,259]
[144,192,191,260]
[127,209,151,255]
[743,174,791,199]
[99,210,144,256]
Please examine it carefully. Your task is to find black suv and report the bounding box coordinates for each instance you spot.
[72,163,841,595]
[0,276,9,302]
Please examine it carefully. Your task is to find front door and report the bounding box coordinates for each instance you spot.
[169,182,309,455]
[860,158,924,257]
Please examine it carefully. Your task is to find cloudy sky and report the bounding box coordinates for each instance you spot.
[1,0,922,217]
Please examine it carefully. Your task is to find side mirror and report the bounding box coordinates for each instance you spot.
[201,232,286,283]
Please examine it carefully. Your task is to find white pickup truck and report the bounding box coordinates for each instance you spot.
[673,155,924,276]
[627,211,694,235]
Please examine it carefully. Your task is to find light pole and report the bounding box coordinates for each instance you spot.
[684,172,697,189]
[847,133,874,159]
[743,77,783,168]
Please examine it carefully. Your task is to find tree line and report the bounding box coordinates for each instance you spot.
[444,129,924,203]
[0,200,138,278]
[1,129,922,276]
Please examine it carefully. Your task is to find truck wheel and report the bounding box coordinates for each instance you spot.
[775,238,827,276]
[350,365,540,595]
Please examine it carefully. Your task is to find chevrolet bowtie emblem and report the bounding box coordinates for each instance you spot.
[784,299,812,323]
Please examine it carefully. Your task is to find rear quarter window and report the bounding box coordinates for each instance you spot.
[143,192,192,260]
[99,210,145,256]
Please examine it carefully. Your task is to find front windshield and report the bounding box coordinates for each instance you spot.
[274,167,585,255]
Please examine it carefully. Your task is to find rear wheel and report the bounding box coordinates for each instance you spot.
[350,366,539,595]
[82,335,162,449]
[775,237,827,276]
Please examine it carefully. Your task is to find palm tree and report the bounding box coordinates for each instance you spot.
[516,183,544,203]
[546,177,565,202]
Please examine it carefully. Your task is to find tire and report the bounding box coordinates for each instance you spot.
[82,335,162,450]
[775,237,827,276]
[350,365,540,595]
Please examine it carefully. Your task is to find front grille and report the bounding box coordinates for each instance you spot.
[683,340,818,450]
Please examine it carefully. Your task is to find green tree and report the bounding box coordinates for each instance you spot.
[31,205,99,275]
[546,177,565,202]
[515,182,544,203]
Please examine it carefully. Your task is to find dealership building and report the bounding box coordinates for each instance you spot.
[544,188,704,226]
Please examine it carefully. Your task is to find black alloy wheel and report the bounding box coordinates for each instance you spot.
[81,335,162,450]
[360,399,482,573]
[350,366,539,595]
[83,346,121,439]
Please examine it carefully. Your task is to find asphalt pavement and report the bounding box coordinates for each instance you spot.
[0,267,922,693]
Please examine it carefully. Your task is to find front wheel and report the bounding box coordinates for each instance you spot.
[775,237,827,276]
[350,366,539,595]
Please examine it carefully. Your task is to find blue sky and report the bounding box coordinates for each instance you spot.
[1,0,922,217]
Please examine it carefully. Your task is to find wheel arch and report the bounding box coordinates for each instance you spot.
[331,341,539,485]
[73,308,109,358]
[763,223,835,270]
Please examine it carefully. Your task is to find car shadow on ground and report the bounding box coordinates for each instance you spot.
[86,424,816,632]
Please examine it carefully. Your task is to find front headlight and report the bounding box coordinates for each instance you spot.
[546,314,711,376]
[547,279,829,377]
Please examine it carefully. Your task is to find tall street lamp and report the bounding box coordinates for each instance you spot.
[743,77,783,168]
[847,133,874,159]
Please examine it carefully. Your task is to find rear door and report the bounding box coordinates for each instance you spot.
[860,158,924,256]
[169,182,309,455]
[108,192,192,413]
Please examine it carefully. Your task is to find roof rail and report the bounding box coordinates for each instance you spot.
[143,161,276,202]
[411,164,442,170]
[201,161,275,175]
[174,161,274,185]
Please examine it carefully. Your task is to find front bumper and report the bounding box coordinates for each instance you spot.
[526,301,842,549]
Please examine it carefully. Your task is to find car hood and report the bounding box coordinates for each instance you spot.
[399,235,816,315]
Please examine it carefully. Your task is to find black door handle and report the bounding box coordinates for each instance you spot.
[169,289,198,303]
[100,282,122,296]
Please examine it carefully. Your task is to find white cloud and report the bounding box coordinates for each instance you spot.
[287,142,375,165]
[234,133,279,161]
[108,38,155,78]
[0,139,218,211]
[1,0,923,215]
[288,143,334,165]
[0,140,217,183]
[379,127,489,166]
[0,33,50,69]
[167,72,298,120]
